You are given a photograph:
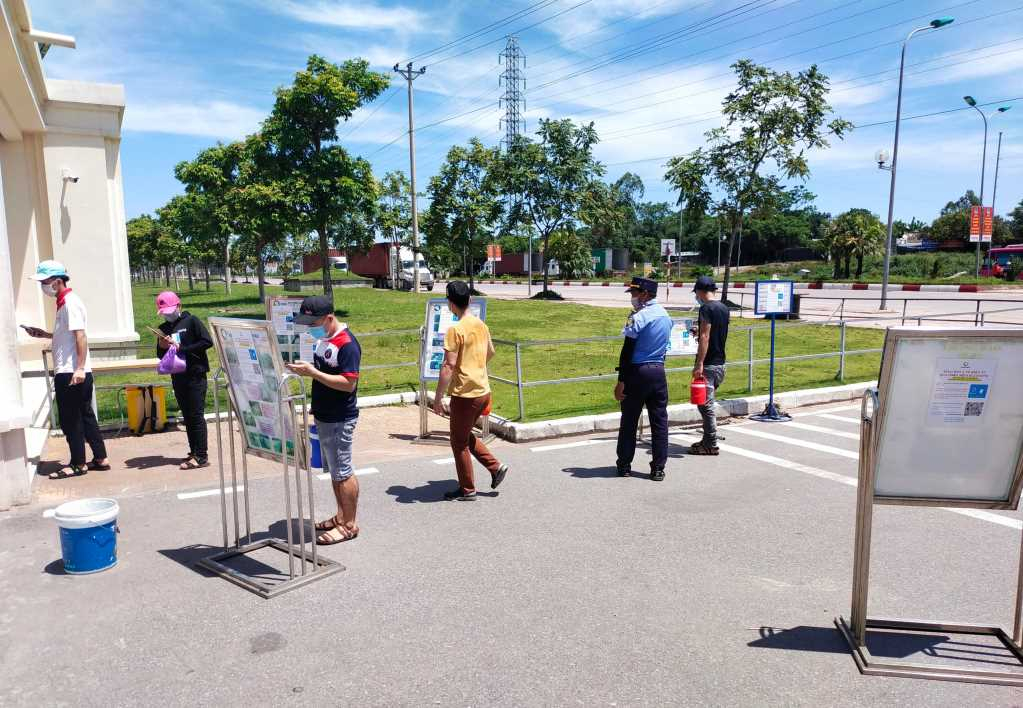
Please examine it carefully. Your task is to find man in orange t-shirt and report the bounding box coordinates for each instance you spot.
[433,281,509,500]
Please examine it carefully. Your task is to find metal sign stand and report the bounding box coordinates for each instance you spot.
[198,371,343,598]
[836,389,1023,686]
[751,280,793,422]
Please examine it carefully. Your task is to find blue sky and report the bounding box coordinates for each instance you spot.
[30,0,1023,224]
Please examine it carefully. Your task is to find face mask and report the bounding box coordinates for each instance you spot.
[161,311,180,322]
[308,325,328,340]
[41,281,57,298]
[631,296,643,311]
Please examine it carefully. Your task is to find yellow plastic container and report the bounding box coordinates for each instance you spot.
[125,384,168,435]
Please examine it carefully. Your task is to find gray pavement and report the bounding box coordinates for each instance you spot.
[2,401,1022,705]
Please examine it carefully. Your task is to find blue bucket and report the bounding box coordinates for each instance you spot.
[309,424,322,470]
[53,498,119,574]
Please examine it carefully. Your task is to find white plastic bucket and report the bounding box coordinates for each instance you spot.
[53,498,119,574]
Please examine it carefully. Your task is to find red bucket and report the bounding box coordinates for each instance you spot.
[690,376,708,405]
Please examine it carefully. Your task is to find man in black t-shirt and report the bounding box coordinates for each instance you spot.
[690,276,729,455]
[287,295,362,545]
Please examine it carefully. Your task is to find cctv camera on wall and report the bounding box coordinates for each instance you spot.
[60,168,79,183]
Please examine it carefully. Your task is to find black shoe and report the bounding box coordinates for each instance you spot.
[616,461,631,477]
[443,488,477,501]
[650,467,665,482]
[491,464,508,489]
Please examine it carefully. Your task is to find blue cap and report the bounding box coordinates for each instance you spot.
[625,276,658,297]
[29,260,68,281]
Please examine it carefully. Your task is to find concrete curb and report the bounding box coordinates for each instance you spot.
[465,279,993,292]
[486,381,874,443]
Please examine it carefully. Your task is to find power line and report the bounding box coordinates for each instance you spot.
[339,87,400,141]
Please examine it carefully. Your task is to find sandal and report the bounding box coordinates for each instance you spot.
[87,459,111,471]
[180,457,209,470]
[688,441,720,456]
[49,465,87,480]
[315,516,340,532]
[316,524,359,545]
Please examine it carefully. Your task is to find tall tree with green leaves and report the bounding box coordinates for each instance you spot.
[426,139,504,292]
[377,170,413,246]
[579,172,644,249]
[504,118,604,295]
[828,208,885,279]
[262,55,389,295]
[664,60,850,301]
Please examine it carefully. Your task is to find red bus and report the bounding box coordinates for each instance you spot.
[981,244,1023,279]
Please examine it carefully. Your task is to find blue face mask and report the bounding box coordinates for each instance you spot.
[308,325,328,340]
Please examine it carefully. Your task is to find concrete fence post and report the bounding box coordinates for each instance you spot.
[747,327,754,393]
[838,321,847,382]
[514,343,525,422]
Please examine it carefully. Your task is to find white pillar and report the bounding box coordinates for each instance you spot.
[0,159,31,510]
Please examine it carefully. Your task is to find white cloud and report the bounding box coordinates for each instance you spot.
[271,0,426,32]
[123,101,266,140]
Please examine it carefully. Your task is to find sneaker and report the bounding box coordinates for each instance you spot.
[491,464,508,489]
[616,461,631,477]
[443,488,477,501]
[650,467,665,482]
[688,441,719,456]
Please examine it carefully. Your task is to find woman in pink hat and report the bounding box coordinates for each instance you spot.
[155,291,213,469]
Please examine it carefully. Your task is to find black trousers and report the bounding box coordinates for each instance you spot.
[616,363,669,470]
[172,373,208,461]
[54,372,107,466]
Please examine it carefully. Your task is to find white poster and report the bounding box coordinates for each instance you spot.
[267,295,316,364]
[665,318,696,356]
[421,298,487,380]
[926,357,997,426]
[755,280,793,316]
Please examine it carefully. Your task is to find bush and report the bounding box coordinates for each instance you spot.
[1006,258,1023,282]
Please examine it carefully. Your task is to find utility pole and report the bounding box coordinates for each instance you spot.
[394,62,426,293]
[991,131,1003,224]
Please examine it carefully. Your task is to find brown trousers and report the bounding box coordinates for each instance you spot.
[448,394,501,493]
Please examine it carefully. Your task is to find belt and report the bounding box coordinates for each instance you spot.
[635,362,664,367]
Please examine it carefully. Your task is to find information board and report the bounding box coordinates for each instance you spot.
[266,295,316,364]
[754,280,794,316]
[421,298,487,380]
[871,328,1023,507]
[209,317,296,463]
[665,317,697,356]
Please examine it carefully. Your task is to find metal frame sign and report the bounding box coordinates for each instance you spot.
[266,295,315,364]
[870,327,1023,508]
[420,297,487,381]
[754,279,794,316]
[660,239,676,259]
[665,317,697,356]
[209,317,296,463]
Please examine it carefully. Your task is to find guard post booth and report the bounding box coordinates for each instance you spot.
[837,327,1023,686]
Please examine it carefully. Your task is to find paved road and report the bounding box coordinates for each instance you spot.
[2,401,1021,705]
[469,282,1023,328]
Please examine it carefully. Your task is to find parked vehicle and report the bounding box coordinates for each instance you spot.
[349,244,434,290]
[981,245,1023,280]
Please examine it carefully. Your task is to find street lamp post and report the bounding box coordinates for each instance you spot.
[963,99,1011,274]
[878,16,954,311]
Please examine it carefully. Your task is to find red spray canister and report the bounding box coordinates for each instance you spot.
[690,376,708,405]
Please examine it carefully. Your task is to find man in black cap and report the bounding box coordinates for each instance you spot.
[614,277,674,480]
[287,295,363,544]
[690,275,729,455]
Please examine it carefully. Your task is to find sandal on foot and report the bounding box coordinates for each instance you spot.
[688,441,719,456]
[87,459,111,471]
[180,457,209,470]
[316,525,358,545]
[315,516,340,532]
[49,465,86,480]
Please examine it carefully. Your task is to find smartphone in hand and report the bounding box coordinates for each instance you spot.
[20,324,44,338]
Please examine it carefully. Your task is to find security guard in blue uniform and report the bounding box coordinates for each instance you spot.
[614,277,674,480]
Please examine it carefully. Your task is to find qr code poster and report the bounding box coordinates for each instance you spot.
[926,357,996,426]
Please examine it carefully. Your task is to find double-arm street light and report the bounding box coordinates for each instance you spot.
[877,16,954,311]
[963,96,1011,276]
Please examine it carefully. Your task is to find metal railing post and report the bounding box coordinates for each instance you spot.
[980,312,986,327]
[901,300,907,326]
[840,298,845,321]
[747,327,754,393]
[975,300,981,327]
[839,321,847,382]
[514,342,525,421]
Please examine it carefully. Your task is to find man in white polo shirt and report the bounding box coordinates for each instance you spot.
[24,260,109,478]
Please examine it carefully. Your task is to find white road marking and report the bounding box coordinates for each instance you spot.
[433,458,456,465]
[316,467,381,481]
[177,486,243,500]
[42,508,55,518]
[815,413,861,425]
[795,404,861,417]
[672,431,1022,531]
[781,421,860,441]
[530,439,613,452]
[725,426,859,460]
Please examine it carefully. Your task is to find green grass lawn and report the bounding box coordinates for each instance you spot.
[92,282,882,426]
[285,270,372,282]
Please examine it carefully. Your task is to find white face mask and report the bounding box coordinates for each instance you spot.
[631,296,644,311]
[161,311,180,322]
[41,281,58,298]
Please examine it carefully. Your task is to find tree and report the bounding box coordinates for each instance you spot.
[664,60,850,301]
[126,214,160,282]
[1010,199,1023,241]
[828,209,884,279]
[262,55,389,295]
[504,118,604,295]
[377,170,412,247]
[940,190,980,216]
[579,173,644,248]
[426,139,504,292]
[547,229,593,278]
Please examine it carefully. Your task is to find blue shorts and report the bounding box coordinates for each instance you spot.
[316,418,357,482]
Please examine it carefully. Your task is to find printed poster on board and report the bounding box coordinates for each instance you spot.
[926,357,996,426]
[421,298,487,380]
